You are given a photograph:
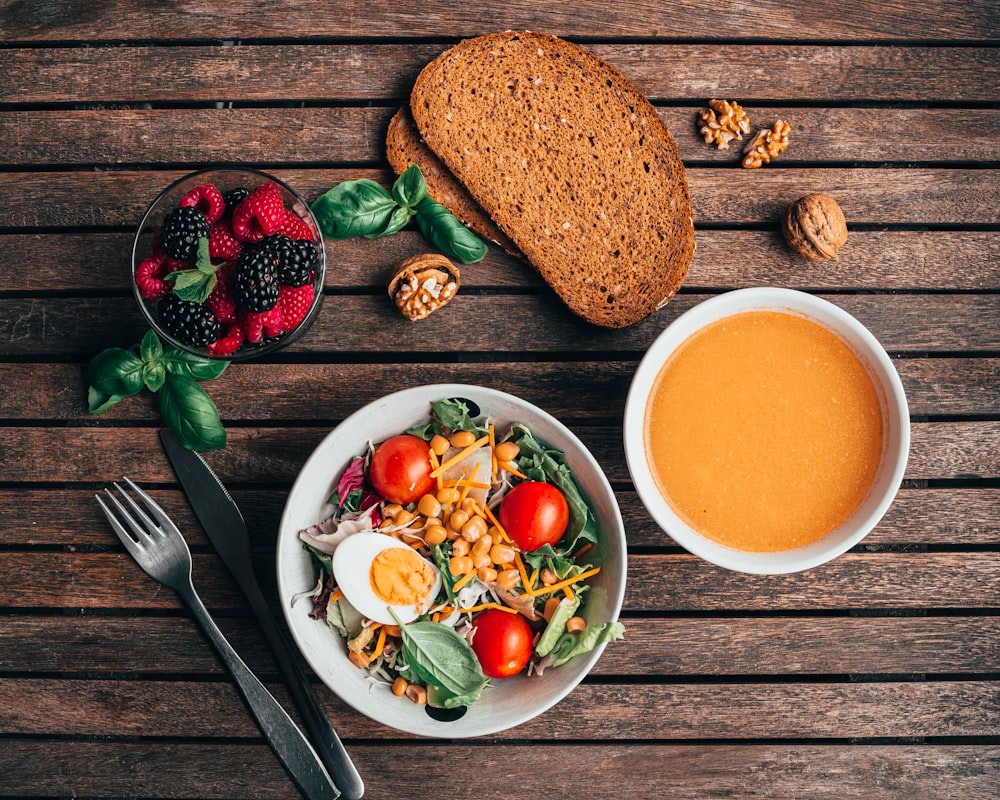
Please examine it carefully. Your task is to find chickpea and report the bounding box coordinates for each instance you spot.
[490,543,516,565]
[471,552,492,570]
[392,509,414,528]
[449,555,474,576]
[391,677,408,697]
[461,515,488,542]
[566,616,587,633]
[437,487,461,505]
[540,567,558,585]
[430,434,451,456]
[451,538,471,557]
[405,684,428,705]
[382,503,403,519]
[542,596,562,621]
[494,441,520,463]
[471,533,493,557]
[425,525,448,546]
[450,430,477,449]
[448,509,470,532]
[495,569,521,590]
[477,566,498,583]
[417,494,442,518]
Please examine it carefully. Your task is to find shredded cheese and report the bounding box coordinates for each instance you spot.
[452,568,478,592]
[370,625,388,660]
[488,423,497,484]
[501,460,528,480]
[429,434,490,478]
[329,587,344,604]
[482,503,514,544]
[429,448,443,490]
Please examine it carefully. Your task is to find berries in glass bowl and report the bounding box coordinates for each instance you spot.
[132,168,326,360]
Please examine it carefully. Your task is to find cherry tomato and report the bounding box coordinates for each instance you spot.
[498,481,569,552]
[369,435,434,505]
[469,608,534,678]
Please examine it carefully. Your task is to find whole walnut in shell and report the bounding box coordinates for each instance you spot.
[781,193,848,261]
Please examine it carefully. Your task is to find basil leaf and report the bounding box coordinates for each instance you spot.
[140,329,163,364]
[414,197,488,264]
[368,203,415,239]
[157,374,227,451]
[161,348,229,381]
[391,164,429,209]
[311,179,398,239]
[391,612,488,701]
[87,386,124,414]
[87,347,145,399]
[142,360,166,393]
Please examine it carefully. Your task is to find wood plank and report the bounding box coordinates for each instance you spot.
[1,1,996,43]
[2,677,997,740]
[3,615,997,677]
[2,551,998,611]
[1,294,998,358]
[3,356,998,424]
[3,486,997,550]
[3,105,999,165]
[2,230,999,293]
[0,422,996,484]
[3,167,998,228]
[2,741,997,800]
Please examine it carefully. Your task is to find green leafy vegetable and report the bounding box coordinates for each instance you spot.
[406,397,489,440]
[311,165,487,263]
[550,621,626,668]
[535,595,581,657]
[86,329,229,451]
[390,610,488,708]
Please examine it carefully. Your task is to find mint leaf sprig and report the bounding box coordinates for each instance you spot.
[310,164,488,264]
[163,237,218,302]
[87,329,229,451]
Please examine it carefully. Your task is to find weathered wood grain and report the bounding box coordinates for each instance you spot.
[2,230,999,293]
[0,422,997,484]
[2,1,996,42]
[3,357,997,422]
[3,106,998,165]
[3,167,998,227]
[3,615,997,677]
[2,551,998,611]
[3,677,997,740]
[1,294,998,358]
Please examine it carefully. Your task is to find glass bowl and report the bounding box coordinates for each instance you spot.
[131,167,326,361]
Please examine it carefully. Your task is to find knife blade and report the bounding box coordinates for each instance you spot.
[159,429,365,800]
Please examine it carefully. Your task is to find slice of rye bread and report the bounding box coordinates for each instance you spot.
[409,30,695,328]
[386,107,523,257]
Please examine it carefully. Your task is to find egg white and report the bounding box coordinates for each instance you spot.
[332,531,442,625]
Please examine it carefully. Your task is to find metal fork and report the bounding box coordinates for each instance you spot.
[97,479,341,800]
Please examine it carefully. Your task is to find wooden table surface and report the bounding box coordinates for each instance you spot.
[2,2,998,798]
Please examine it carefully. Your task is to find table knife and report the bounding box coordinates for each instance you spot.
[159,429,365,800]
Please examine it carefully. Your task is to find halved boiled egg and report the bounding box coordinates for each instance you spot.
[331,532,442,625]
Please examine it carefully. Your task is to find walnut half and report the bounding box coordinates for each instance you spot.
[697,99,751,150]
[742,120,791,168]
[387,254,461,320]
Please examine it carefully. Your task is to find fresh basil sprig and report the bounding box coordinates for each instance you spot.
[86,329,229,451]
[163,237,218,302]
[311,164,488,264]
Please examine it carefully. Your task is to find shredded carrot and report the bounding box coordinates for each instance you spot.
[452,569,478,592]
[370,625,388,660]
[513,549,533,593]
[461,602,518,615]
[429,449,443,490]
[451,480,491,490]
[456,462,481,507]
[527,567,540,594]
[573,542,594,559]
[482,503,513,544]
[532,565,602,598]
[488,423,497,484]
[501,460,528,480]
[430,434,490,478]
[563,585,575,601]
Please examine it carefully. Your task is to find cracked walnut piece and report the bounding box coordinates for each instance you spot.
[388,254,460,320]
[697,99,751,150]
[742,120,791,168]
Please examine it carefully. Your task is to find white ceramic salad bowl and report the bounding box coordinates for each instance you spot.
[276,383,627,737]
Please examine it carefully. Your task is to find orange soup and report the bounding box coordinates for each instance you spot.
[644,310,884,552]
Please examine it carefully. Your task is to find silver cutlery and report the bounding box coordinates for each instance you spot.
[96,478,341,800]
[158,429,364,800]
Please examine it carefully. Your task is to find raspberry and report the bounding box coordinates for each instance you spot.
[159,295,221,348]
[135,253,171,300]
[231,182,285,243]
[205,267,237,324]
[160,205,210,261]
[207,323,244,357]
[208,220,244,263]
[239,306,286,344]
[277,209,317,241]
[276,284,315,330]
[233,249,279,312]
[179,183,225,225]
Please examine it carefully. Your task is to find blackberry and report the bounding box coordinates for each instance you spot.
[223,186,251,213]
[233,248,279,311]
[158,295,221,348]
[159,205,210,261]
[262,234,318,287]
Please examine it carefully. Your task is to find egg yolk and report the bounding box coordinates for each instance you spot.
[369,548,436,607]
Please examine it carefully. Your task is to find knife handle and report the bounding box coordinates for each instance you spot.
[178,581,341,800]
[240,574,365,800]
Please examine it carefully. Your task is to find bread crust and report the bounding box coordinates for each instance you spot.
[409,31,695,328]
[386,107,522,257]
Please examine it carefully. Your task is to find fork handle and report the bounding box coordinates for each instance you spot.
[177,582,341,800]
